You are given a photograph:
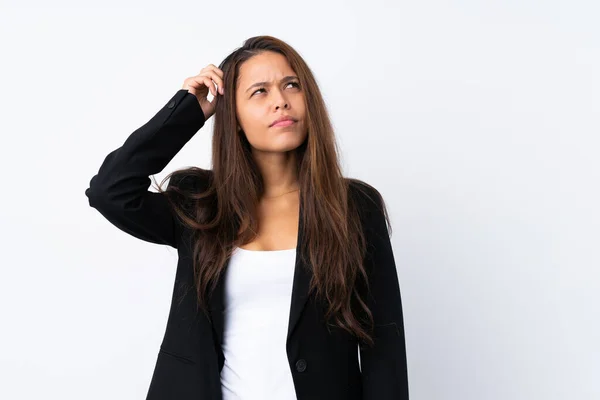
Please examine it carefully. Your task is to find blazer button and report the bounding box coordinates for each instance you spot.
[167,100,176,109]
[295,359,307,372]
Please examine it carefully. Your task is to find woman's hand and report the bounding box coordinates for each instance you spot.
[182,64,224,120]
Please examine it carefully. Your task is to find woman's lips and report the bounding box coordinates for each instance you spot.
[271,120,296,127]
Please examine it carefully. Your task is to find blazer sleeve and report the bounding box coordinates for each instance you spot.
[84,89,206,249]
[359,186,410,399]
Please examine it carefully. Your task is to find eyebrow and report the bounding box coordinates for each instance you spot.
[245,75,299,93]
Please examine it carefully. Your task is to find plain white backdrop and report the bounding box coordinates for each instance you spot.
[0,1,598,399]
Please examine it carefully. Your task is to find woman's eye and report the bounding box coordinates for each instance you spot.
[251,82,300,96]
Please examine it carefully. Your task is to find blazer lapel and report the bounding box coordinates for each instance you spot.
[208,192,312,349]
[208,261,227,349]
[286,193,311,341]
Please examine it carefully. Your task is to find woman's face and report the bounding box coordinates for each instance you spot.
[235,51,307,153]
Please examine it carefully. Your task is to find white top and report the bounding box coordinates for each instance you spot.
[220,246,299,400]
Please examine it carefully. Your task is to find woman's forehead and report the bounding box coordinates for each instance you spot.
[236,52,295,89]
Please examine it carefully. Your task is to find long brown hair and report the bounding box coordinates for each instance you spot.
[155,35,391,348]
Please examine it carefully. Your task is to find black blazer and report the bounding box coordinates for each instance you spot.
[85,89,409,400]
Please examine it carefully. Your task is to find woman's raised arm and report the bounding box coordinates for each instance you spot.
[85,66,224,248]
[84,89,207,248]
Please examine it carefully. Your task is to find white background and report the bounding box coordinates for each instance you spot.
[0,1,598,399]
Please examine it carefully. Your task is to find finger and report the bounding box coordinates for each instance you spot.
[199,71,224,94]
[186,76,206,90]
[188,77,204,95]
[190,75,212,94]
[204,77,216,97]
[202,64,224,79]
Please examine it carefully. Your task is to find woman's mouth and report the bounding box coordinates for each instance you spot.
[271,120,296,128]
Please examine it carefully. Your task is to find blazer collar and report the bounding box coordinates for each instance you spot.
[207,193,311,348]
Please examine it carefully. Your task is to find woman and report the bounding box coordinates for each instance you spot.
[85,35,409,400]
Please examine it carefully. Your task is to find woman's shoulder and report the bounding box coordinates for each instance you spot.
[345,177,391,234]
[345,177,385,209]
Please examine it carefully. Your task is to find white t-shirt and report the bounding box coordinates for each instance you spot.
[220,246,298,400]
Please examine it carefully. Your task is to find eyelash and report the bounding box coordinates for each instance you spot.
[252,81,300,96]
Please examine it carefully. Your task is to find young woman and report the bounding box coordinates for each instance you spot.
[85,35,409,400]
